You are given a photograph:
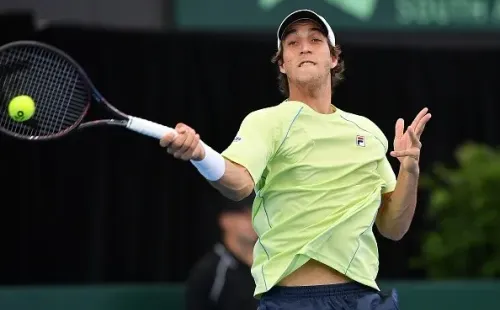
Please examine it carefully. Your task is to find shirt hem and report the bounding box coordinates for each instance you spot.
[253,251,379,297]
[307,249,380,291]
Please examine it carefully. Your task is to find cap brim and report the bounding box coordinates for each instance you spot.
[277,10,329,41]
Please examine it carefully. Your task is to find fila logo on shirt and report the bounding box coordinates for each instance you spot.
[356,135,365,147]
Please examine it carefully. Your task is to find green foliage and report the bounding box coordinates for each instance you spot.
[411,142,500,278]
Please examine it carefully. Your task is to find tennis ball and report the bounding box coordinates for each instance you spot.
[8,95,35,122]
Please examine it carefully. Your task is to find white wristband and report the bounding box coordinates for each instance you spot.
[190,143,225,181]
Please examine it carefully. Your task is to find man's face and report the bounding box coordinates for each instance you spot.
[220,208,257,265]
[234,209,257,248]
[279,20,337,87]
[222,209,257,248]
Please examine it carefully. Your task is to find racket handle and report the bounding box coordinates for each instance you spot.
[126,116,208,150]
[126,116,178,139]
[127,116,221,180]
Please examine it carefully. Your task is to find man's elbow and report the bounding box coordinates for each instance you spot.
[226,183,254,201]
[384,232,405,242]
[378,226,407,241]
[376,219,407,241]
[213,166,255,202]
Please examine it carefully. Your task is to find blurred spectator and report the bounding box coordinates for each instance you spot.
[185,193,258,310]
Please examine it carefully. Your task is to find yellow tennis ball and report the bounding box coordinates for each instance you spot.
[8,95,35,122]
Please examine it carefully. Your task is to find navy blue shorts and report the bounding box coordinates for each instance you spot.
[258,282,399,310]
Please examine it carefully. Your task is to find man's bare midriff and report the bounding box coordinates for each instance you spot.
[278,259,351,286]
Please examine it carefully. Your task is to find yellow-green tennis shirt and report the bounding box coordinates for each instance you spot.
[221,100,397,297]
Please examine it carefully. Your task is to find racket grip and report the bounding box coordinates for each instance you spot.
[126,117,178,139]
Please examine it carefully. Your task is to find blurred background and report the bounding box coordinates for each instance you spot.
[1,0,500,309]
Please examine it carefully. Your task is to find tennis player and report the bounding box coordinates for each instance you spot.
[160,9,431,310]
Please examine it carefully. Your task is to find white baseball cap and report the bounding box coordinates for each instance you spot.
[276,9,336,49]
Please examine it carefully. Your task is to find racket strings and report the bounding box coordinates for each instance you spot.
[0,44,89,138]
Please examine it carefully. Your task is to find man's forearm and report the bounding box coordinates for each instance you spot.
[190,144,254,201]
[209,159,254,201]
[377,167,419,240]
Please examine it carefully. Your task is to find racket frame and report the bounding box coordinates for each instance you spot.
[0,40,177,141]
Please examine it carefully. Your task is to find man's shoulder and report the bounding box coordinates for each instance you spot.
[341,110,385,135]
[245,101,305,124]
[187,249,221,280]
[340,110,389,148]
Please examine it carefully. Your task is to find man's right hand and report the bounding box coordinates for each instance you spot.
[159,123,205,161]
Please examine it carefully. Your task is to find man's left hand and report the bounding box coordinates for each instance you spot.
[390,107,432,174]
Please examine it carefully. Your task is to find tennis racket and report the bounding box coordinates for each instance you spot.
[0,40,186,143]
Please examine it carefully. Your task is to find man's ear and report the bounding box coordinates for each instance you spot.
[279,60,286,74]
[219,213,231,231]
[331,55,338,69]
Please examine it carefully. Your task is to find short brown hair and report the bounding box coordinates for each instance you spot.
[271,42,345,97]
